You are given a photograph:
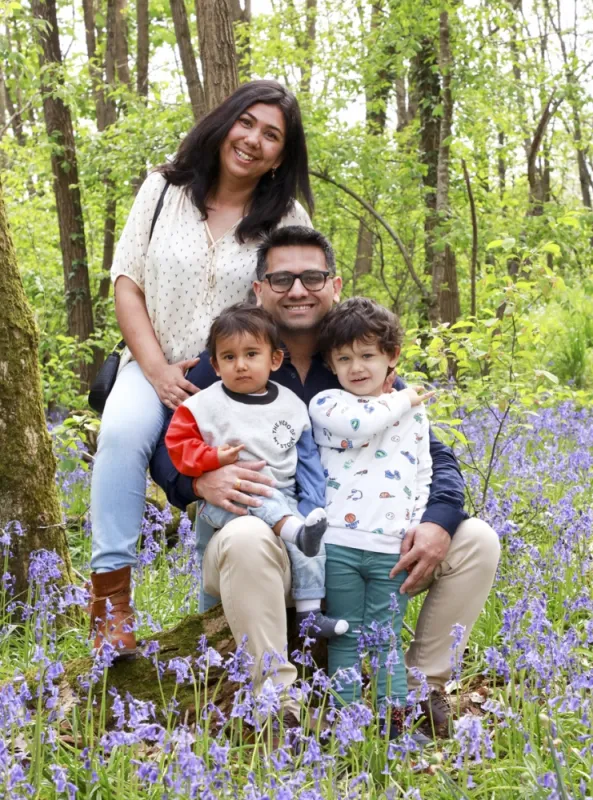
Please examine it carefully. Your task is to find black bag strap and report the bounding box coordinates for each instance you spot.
[113,180,171,352]
[149,180,170,243]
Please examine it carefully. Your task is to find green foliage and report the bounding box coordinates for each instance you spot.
[2,0,593,412]
[398,245,593,515]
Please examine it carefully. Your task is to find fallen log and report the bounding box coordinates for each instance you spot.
[60,605,328,726]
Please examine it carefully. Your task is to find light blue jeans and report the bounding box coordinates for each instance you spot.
[91,361,166,573]
[199,489,326,603]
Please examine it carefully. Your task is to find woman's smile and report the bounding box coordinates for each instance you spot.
[233,147,256,163]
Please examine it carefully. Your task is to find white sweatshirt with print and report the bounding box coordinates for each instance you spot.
[309,388,432,554]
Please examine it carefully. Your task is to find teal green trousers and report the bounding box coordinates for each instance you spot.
[325,544,408,705]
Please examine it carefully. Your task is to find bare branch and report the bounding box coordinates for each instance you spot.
[0,95,36,140]
[309,169,429,299]
[461,158,478,318]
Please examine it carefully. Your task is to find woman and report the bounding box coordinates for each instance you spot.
[90,81,314,655]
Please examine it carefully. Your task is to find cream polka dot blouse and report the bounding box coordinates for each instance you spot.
[111,171,312,369]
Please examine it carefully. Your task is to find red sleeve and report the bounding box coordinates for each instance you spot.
[165,405,221,477]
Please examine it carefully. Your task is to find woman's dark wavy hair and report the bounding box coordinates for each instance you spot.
[158,80,314,243]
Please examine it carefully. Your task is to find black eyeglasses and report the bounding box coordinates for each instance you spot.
[263,270,331,293]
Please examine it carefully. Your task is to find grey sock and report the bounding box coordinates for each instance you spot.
[296,610,349,639]
[294,508,327,557]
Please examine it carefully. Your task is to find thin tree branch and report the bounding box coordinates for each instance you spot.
[461,158,478,318]
[0,95,36,140]
[309,169,429,299]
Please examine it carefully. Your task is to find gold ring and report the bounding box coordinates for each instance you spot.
[234,479,242,491]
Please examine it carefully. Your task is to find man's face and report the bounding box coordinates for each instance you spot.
[253,245,342,332]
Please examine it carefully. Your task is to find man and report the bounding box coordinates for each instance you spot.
[150,226,500,727]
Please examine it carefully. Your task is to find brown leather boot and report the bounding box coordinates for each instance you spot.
[90,567,137,657]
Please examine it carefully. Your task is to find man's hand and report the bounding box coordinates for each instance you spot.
[390,522,451,593]
[192,461,275,516]
[217,443,245,466]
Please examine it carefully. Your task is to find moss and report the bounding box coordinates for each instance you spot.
[54,605,328,729]
[61,606,240,726]
[0,180,74,596]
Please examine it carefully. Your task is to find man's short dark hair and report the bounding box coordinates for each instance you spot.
[207,303,282,359]
[317,296,404,359]
[255,225,336,280]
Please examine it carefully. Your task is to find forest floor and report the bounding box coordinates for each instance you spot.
[0,400,592,798]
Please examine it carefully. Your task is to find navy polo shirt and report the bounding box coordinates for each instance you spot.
[149,349,468,536]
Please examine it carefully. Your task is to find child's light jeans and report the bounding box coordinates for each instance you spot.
[199,488,326,602]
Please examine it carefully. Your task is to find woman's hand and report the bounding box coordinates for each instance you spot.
[192,461,275,516]
[148,358,200,409]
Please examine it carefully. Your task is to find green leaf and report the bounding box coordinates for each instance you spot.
[557,215,580,228]
[534,369,559,384]
[541,241,561,257]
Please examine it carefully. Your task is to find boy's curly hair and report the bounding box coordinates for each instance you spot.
[317,296,404,359]
[207,302,282,359]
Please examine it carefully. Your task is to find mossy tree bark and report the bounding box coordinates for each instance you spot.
[0,180,74,598]
[61,606,327,725]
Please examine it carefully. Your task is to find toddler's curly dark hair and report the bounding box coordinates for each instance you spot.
[317,296,404,360]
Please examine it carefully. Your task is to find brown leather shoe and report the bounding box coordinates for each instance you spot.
[90,566,137,657]
[419,690,451,737]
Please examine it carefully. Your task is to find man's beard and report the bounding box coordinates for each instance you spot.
[276,317,323,335]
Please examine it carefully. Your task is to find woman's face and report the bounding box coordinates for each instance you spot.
[219,103,286,185]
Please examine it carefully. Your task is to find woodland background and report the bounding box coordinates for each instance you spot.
[1,2,593,797]
[3,0,593,409]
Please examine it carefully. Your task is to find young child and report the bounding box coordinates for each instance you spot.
[309,296,433,733]
[166,302,348,638]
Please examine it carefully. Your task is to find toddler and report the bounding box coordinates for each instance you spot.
[309,296,433,734]
[166,302,348,638]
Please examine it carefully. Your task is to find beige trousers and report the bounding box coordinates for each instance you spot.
[202,516,500,701]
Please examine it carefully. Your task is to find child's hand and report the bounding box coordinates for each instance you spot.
[404,385,436,407]
[217,443,245,466]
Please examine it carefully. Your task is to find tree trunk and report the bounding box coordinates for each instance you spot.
[83,0,117,332]
[133,0,149,194]
[136,0,150,98]
[0,69,7,130]
[395,76,415,132]
[82,0,107,130]
[30,0,97,389]
[526,93,559,218]
[169,0,206,120]
[114,0,132,90]
[196,0,239,112]
[230,0,252,79]
[411,36,440,322]
[299,0,317,94]
[2,23,26,147]
[497,130,506,200]
[432,11,459,325]
[0,180,74,598]
[353,0,392,281]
